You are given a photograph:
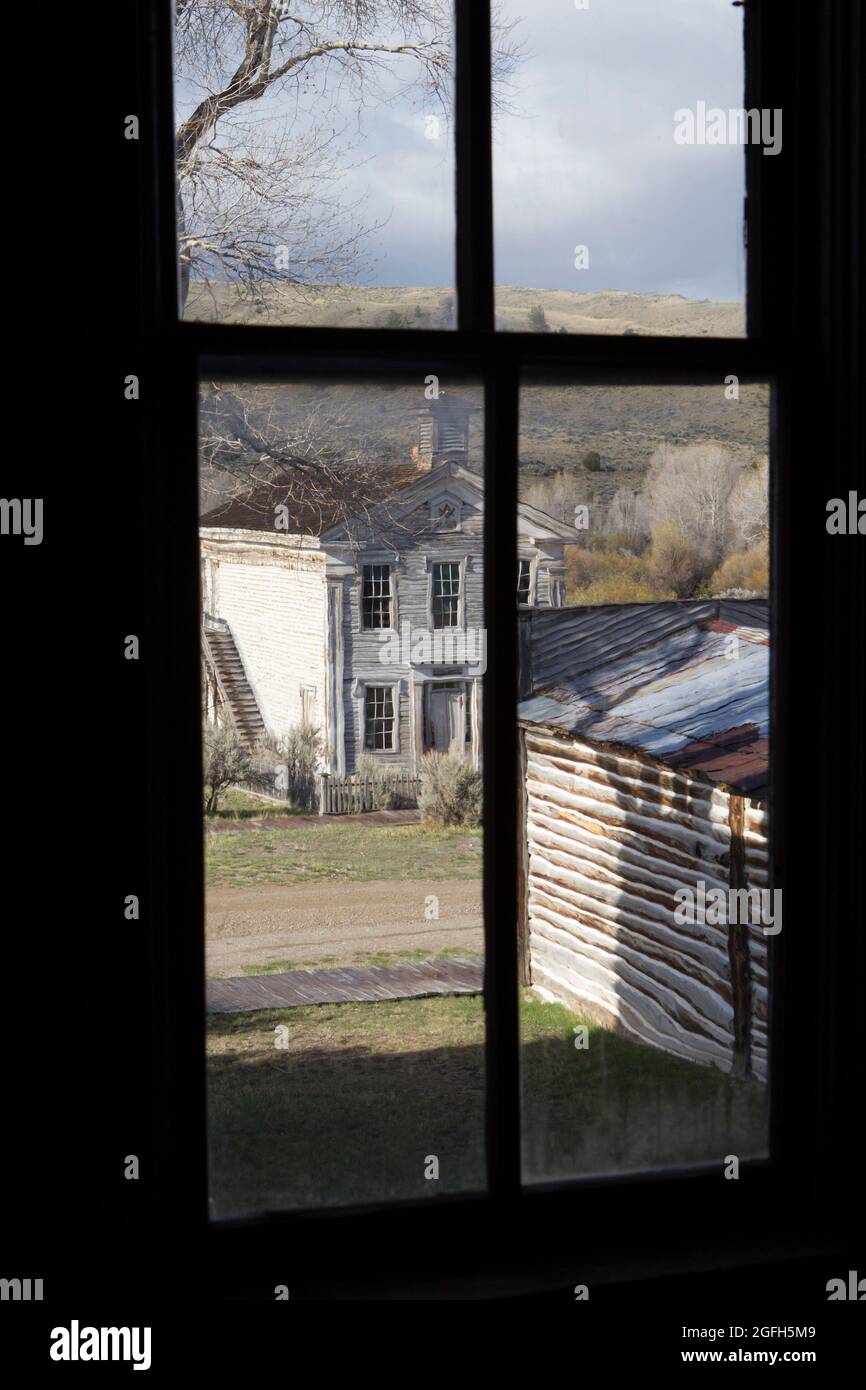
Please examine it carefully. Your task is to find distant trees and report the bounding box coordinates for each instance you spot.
[523,439,770,606]
[644,443,741,566]
[528,304,550,332]
[646,520,704,598]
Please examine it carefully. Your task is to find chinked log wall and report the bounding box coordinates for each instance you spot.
[521,727,768,1080]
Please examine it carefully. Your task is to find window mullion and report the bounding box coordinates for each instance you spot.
[455,0,494,333]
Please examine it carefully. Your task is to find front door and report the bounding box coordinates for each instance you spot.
[427,682,466,757]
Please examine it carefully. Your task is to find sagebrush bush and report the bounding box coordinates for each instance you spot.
[255,722,322,811]
[575,575,672,605]
[203,720,252,814]
[647,521,707,598]
[354,754,399,810]
[565,544,668,604]
[419,751,482,828]
[709,544,769,597]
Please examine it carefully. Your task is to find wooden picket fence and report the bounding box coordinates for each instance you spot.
[318,771,421,815]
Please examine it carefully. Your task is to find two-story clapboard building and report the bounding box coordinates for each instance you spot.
[201,393,579,776]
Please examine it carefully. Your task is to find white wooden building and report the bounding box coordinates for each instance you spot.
[518,600,771,1080]
[201,393,579,775]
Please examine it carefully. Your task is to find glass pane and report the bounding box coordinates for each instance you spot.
[200,374,485,1214]
[175,3,455,327]
[517,378,771,1181]
[494,0,747,335]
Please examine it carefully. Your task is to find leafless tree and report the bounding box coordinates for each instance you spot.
[728,455,769,549]
[200,380,432,540]
[605,486,651,547]
[175,1,522,311]
[645,442,741,563]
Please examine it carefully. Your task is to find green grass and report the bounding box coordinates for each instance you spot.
[205,788,306,820]
[205,820,482,887]
[234,946,483,976]
[206,994,768,1218]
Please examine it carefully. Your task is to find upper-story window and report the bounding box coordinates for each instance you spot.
[517,558,532,604]
[432,561,461,629]
[362,564,392,630]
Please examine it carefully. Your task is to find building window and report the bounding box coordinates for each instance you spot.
[364,685,395,751]
[362,564,391,630]
[517,559,532,604]
[432,561,460,628]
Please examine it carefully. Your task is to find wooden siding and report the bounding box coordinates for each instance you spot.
[522,727,769,1079]
[210,555,327,739]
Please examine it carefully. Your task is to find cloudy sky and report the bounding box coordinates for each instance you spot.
[339,0,746,302]
[177,0,746,304]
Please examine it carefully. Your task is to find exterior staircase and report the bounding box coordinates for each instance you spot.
[202,617,266,750]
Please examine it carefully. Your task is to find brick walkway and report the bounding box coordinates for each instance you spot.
[206,956,483,1013]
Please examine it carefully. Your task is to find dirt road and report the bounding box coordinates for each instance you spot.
[206,878,483,977]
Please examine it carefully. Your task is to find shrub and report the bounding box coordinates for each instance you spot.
[582,450,602,472]
[203,720,253,815]
[354,754,399,810]
[565,545,666,604]
[647,521,707,598]
[255,722,322,811]
[419,751,482,827]
[710,544,769,597]
[574,575,672,605]
[528,304,549,332]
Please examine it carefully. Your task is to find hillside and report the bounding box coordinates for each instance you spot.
[185,282,745,338]
[199,373,768,523]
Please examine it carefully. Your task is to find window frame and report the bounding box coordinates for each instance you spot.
[133,0,864,1298]
[361,562,393,633]
[362,681,397,753]
[430,558,463,630]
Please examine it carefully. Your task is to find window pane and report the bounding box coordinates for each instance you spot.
[517,378,771,1181]
[175,3,456,327]
[494,0,747,335]
[201,374,485,1214]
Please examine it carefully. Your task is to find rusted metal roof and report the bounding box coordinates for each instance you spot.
[519,601,769,800]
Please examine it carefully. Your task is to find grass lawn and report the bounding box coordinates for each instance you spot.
[205,820,482,887]
[238,946,483,976]
[207,994,768,1218]
[205,788,308,820]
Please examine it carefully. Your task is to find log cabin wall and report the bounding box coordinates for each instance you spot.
[521,725,769,1079]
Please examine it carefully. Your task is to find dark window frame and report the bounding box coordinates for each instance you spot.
[362,563,392,632]
[364,683,396,751]
[432,559,462,629]
[134,0,864,1297]
[516,557,532,605]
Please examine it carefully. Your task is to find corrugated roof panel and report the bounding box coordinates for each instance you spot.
[519,603,770,799]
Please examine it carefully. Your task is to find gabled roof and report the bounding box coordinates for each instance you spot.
[519,601,769,799]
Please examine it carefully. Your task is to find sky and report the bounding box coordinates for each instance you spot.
[337,0,747,301]
[176,0,746,304]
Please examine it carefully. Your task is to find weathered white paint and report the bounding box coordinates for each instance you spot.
[522,727,769,1080]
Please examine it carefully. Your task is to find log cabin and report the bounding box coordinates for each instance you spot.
[517,599,770,1080]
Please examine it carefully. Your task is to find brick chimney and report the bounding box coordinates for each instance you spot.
[414,393,475,471]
